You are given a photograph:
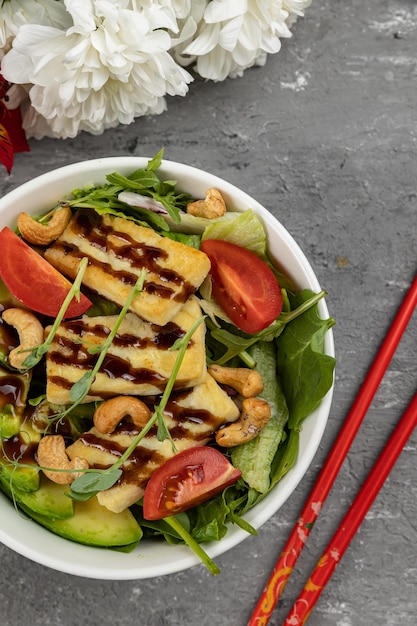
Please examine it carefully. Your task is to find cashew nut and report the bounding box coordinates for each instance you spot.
[17,205,72,245]
[2,308,44,370]
[186,188,227,219]
[208,364,264,398]
[93,396,152,434]
[215,397,271,447]
[37,434,89,484]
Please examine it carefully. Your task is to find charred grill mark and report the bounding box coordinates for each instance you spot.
[49,354,167,388]
[76,392,219,489]
[61,320,187,350]
[47,319,193,394]
[53,211,196,302]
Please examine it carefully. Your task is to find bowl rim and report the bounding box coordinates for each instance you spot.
[0,157,334,579]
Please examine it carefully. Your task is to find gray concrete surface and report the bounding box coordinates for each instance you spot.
[1,1,416,624]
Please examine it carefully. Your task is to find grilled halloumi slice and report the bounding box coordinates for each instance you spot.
[44,211,211,326]
[66,373,240,513]
[45,296,207,404]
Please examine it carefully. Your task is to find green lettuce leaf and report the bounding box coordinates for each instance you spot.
[202,209,267,257]
[231,341,289,493]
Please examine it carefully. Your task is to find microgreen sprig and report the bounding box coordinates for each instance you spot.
[39,266,146,429]
[69,315,206,501]
[154,314,206,443]
[67,268,147,409]
[22,257,89,370]
[164,515,220,576]
[208,289,328,366]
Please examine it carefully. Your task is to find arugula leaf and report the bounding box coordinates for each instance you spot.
[106,171,161,190]
[205,290,328,366]
[69,149,192,229]
[205,322,259,366]
[145,147,164,171]
[69,186,171,231]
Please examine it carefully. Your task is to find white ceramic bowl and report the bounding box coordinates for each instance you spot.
[0,158,334,579]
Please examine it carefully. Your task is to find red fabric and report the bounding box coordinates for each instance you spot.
[1,105,30,154]
[0,74,30,173]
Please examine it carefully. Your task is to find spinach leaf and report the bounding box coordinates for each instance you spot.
[187,494,230,543]
[276,290,336,429]
[269,428,300,487]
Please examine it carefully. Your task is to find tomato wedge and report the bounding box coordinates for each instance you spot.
[143,446,242,520]
[0,227,92,318]
[200,239,282,334]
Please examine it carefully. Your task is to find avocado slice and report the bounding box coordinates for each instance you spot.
[0,471,74,519]
[17,476,74,520]
[0,416,42,493]
[0,455,40,493]
[0,367,33,439]
[0,420,41,493]
[1,468,141,548]
[27,496,143,549]
[0,360,40,492]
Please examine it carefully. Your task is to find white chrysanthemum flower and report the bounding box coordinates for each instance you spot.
[125,0,179,33]
[18,92,60,140]
[169,0,208,67]
[283,0,312,27]
[0,0,70,51]
[180,0,292,81]
[167,0,197,20]
[1,0,312,141]
[1,0,193,139]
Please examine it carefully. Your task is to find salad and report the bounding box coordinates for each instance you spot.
[0,150,335,574]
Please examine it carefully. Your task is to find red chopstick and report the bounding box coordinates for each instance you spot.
[248,273,417,626]
[283,390,417,625]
